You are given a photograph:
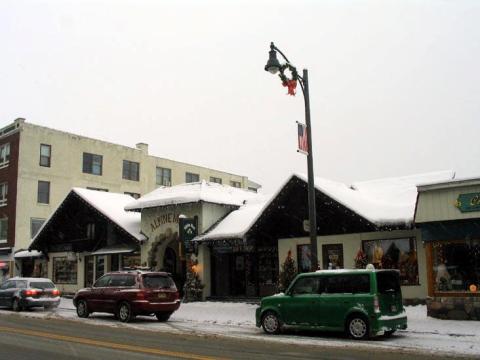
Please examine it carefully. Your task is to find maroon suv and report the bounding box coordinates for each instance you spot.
[73,271,180,322]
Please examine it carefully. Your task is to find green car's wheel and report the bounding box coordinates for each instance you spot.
[261,311,282,335]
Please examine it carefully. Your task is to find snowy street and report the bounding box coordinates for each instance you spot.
[0,298,478,358]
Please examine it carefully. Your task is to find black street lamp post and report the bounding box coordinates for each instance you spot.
[265,42,318,271]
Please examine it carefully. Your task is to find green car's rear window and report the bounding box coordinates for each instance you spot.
[376,271,401,294]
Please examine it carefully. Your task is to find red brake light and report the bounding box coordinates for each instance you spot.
[52,289,60,296]
[25,289,38,296]
[373,295,380,313]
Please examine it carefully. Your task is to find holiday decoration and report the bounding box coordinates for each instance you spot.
[183,256,204,302]
[354,249,368,269]
[278,63,299,96]
[278,250,297,291]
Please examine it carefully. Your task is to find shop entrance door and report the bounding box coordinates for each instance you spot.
[231,254,246,296]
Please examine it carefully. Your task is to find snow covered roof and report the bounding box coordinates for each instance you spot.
[31,188,144,245]
[299,170,455,226]
[125,181,260,211]
[194,170,455,241]
[72,188,144,241]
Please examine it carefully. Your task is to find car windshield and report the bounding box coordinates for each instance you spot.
[376,271,401,294]
[142,275,176,289]
[30,282,55,289]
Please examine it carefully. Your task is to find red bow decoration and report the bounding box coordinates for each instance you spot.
[282,79,297,96]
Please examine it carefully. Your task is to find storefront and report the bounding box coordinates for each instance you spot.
[415,178,480,320]
[29,188,144,293]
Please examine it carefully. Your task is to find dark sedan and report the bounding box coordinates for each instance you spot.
[0,277,61,311]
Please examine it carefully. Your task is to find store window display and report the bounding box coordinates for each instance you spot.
[432,240,480,293]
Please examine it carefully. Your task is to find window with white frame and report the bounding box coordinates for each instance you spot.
[31,218,45,238]
[37,181,50,204]
[39,144,51,167]
[123,160,140,181]
[230,181,241,188]
[0,218,8,242]
[0,183,7,206]
[0,143,10,167]
[83,153,103,175]
[156,167,171,186]
[186,172,199,183]
[210,177,222,184]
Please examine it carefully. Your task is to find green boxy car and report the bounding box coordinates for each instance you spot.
[256,269,407,339]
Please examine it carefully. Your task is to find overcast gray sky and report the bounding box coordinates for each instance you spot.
[1,0,479,193]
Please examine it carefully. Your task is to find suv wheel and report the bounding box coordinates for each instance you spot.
[12,298,22,312]
[117,302,135,323]
[76,299,90,318]
[347,315,369,340]
[261,311,282,335]
[155,312,172,322]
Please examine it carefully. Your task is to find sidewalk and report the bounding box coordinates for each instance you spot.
[2,298,479,358]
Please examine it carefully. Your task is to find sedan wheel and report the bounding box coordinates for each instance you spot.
[76,300,89,318]
[117,302,135,323]
[348,316,369,339]
[261,312,282,335]
[12,298,22,312]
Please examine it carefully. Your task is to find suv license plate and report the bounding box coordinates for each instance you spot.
[391,305,397,312]
[158,293,167,299]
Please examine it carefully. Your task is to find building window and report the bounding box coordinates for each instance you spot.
[230,181,241,188]
[186,172,199,183]
[124,192,140,199]
[432,240,480,293]
[83,153,103,175]
[0,183,7,206]
[362,238,419,286]
[156,167,171,186]
[297,244,311,273]
[53,257,77,284]
[86,187,108,192]
[86,223,95,240]
[248,187,258,193]
[96,256,105,280]
[39,144,51,167]
[37,181,50,204]
[123,160,140,181]
[0,218,7,242]
[0,143,10,167]
[210,177,222,184]
[30,218,45,238]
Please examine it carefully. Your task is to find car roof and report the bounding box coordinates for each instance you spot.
[106,270,171,276]
[9,277,54,282]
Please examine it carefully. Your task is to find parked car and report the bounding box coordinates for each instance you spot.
[73,270,180,323]
[256,269,407,339]
[0,277,61,311]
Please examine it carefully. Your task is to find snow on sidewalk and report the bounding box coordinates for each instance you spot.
[1,298,479,358]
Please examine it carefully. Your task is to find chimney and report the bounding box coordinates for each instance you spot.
[136,142,149,155]
[15,118,25,126]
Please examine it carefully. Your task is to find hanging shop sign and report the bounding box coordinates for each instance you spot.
[179,217,198,252]
[455,193,480,213]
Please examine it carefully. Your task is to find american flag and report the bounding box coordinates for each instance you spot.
[297,122,308,154]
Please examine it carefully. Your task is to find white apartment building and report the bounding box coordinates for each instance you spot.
[0,118,259,279]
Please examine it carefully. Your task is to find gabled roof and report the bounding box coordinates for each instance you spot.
[31,188,145,247]
[194,170,455,242]
[125,180,260,211]
[298,170,455,227]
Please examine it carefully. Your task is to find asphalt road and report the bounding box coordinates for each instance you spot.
[0,313,469,360]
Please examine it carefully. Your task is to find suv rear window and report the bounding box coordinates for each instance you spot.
[376,271,401,294]
[30,282,55,289]
[142,275,176,289]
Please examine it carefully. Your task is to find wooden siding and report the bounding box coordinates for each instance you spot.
[415,185,480,223]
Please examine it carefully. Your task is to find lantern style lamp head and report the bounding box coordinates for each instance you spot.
[264,42,281,74]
